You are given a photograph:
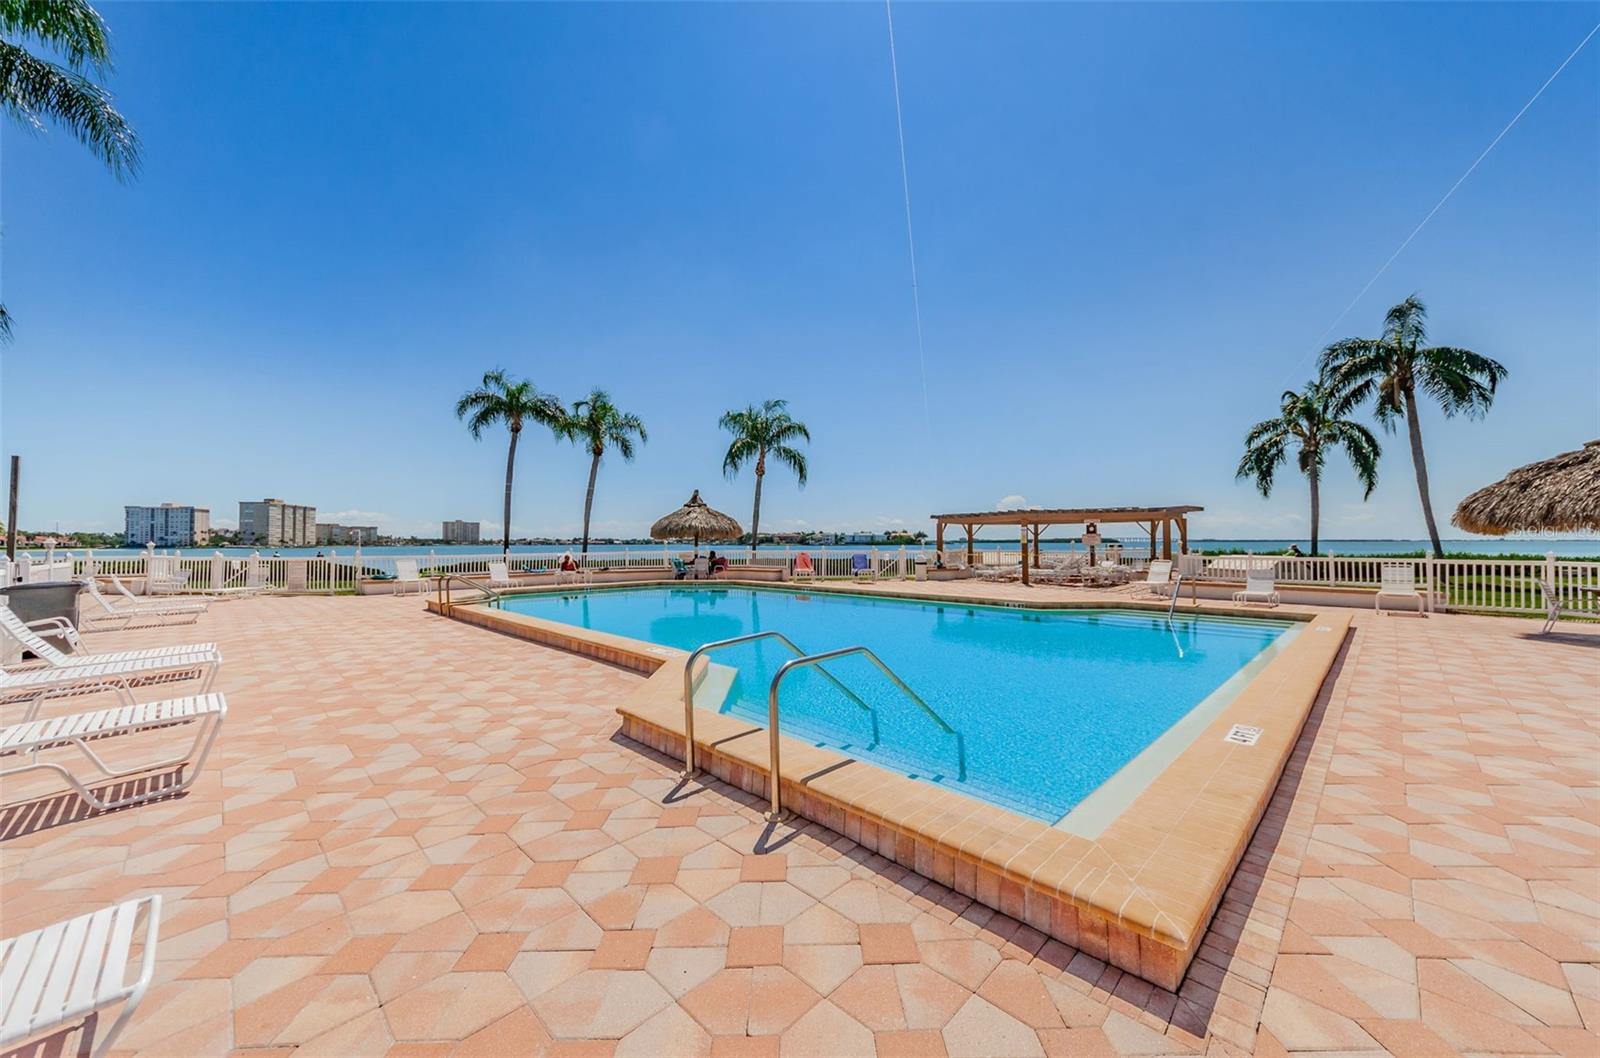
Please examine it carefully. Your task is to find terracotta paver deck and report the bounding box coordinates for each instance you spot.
[1,591,1595,1057]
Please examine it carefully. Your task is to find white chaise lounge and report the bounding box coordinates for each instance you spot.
[0,608,220,679]
[1375,563,1425,615]
[80,581,206,631]
[0,896,162,1058]
[0,650,221,721]
[107,577,210,614]
[0,693,227,811]
[1233,566,1280,607]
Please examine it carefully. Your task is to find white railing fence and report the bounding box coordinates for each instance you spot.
[27,545,1595,620]
[1178,552,1599,617]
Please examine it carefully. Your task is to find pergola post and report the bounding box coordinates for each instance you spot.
[965,525,975,567]
[1030,525,1042,569]
[1162,518,1173,560]
[1146,521,1156,561]
[1178,515,1189,555]
[935,521,945,556]
[1020,524,1029,586]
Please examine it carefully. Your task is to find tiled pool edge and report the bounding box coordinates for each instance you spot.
[427,589,1351,990]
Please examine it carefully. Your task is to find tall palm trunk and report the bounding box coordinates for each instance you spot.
[749,452,766,556]
[580,448,601,554]
[502,426,520,561]
[1308,466,1320,557]
[1402,383,1444,558]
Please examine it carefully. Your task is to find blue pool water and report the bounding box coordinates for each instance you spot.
[500,587,1295,821]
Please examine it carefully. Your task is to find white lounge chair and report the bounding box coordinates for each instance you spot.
[490,560,546,589]
[1233,566,1280,607]
[0,896,161,1058]
[392,558,428,596]
[110,576,215,610]
[81,580,206,631]
[1135,559,1176,598]
[1375,563,1424,615]
[0,693,227,811]
[1539,579,1591,633]
[0,608,220,677]
[1,647,222,720]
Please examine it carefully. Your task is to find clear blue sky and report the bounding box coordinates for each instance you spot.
[4,2,1597,542]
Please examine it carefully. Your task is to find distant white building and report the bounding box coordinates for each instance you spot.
[125,503,210,547]
[316,523,378,545]
[442,519,480,544]
[239,498,317,547]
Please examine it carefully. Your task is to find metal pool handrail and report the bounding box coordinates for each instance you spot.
[1166,574,1184,620]
[763,646,967,821]
[680,632,877,778]
[436,573,505,611]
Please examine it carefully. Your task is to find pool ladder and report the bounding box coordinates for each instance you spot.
[680,632,966,822]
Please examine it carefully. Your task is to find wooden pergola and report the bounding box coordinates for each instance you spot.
[931,505,1203,587]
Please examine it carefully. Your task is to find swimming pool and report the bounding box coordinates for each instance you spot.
[500,586,1297,823]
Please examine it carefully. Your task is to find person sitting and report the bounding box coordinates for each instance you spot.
[559,552,580,573]
[707,550,730,575]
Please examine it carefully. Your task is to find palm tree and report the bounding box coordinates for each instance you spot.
[720,399,810,553]
[1,0,141,342]
[1320,295,1508,557]
[559,389,647,554]
[455,370,565,561]
[1236,371,1381,555]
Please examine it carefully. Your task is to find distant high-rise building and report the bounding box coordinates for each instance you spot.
[315,523,379,545]
[238,498,317,547]
[442,520,480,544]
[125,504,210,547]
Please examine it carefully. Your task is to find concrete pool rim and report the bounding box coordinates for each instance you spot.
[429,578,1351,990]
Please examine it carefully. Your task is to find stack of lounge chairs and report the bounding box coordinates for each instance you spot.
[0,589,232,1055]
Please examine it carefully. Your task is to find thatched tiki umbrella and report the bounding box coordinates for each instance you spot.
[1452,440,1600,536]
[650,490,743,554]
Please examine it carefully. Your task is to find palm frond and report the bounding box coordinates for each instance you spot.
[722,436,758,478]
[0,0,111,71]
[0,303,11,343]
[1326,419,1382,498]
[1417,345,1507,418]
[769,444,808,487]
[0,37,138,178]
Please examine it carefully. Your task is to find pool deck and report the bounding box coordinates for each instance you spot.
[2,588,1596,1057]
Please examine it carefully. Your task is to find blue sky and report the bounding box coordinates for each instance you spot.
[4,2,1597,542]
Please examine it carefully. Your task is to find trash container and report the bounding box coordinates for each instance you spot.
[0,580,86,661]
[913,553,929,581]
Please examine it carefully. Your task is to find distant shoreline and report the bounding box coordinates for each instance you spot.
[18,537,1599,560]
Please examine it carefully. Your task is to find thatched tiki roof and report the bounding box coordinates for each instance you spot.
[650,490,743,545]
[1452,440,1600,536]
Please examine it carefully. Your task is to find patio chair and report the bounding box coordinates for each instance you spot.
[792,552,815,581]
[0,692,227,811]
[851,553,876,581]
[1539,579,1591,633]
[693,556,710,580]
[80,581,205,631]
[1232,566,1280,607]
[143,556,191,596]
[670,557,691,581]
[0,608,220,678]
[0,896,162,1058]
[392,558,427,596]
[1375,563,1424,615]
[488,561,520,589]
[1135,559,1177,598]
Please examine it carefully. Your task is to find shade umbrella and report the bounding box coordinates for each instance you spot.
[650,490,744,554]
[1452,440,1600,536]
